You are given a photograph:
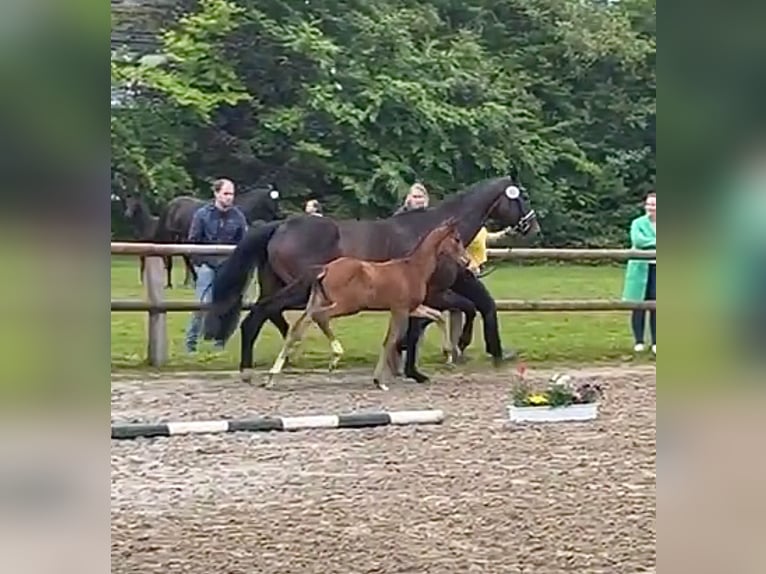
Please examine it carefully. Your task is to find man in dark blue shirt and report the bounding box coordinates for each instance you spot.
[185,178,248,353]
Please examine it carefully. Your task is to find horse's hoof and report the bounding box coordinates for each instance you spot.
[373,378,389,391]
[454,353,470,365]
[492,351,517,367]
[240,369,255,384]
[405,371,430,384]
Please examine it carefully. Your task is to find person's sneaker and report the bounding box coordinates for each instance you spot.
[185,345,197,354]
[634,343,646,352]
[651,344,656,355]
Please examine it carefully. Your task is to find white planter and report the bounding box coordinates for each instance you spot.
[507,402,599,423]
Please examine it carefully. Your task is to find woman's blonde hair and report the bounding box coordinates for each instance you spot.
[409,182,429,197]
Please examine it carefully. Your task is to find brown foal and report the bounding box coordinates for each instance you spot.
[266,219,470,390]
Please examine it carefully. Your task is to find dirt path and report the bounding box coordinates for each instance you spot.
[112,365,656,574]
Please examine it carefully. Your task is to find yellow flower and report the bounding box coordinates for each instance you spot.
[527,393,549,405]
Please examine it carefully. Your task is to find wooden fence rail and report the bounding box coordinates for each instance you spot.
[111,300,656,313]
[111,243,657,366]
[112,241,657,260]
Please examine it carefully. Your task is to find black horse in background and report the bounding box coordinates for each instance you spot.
[154,185,284,288]
[202,175,539,383]
[120,192,164,284]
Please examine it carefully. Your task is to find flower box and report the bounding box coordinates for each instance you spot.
[507,401,599,423]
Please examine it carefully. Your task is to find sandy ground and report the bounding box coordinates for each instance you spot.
[111,365,656,574]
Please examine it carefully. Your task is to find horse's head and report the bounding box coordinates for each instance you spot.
[436,218,470,267]
[238,184,284,222]
[122,192,142,219]
[487,173,540,237]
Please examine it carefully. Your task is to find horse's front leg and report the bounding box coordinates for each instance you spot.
[184,256,198,288]
[393,318,422,377]
[239,307,270,382]
[400,317,431,383]
[165,255,174,289]
[425,290,477,364]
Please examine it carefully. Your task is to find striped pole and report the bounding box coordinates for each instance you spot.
[112,409,445,440]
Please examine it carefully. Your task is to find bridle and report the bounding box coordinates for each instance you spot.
[511,209,537,235]
[503,184,537,236]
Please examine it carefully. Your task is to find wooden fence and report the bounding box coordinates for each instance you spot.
[111,242,656,366]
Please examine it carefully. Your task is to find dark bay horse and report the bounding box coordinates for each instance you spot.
[266,220,470,389]
[120,193,165,284]
[154,186,283,288]
[202,175,539,381]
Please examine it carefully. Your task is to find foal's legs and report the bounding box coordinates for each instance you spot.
[410,304,452,363]
[395,305,452,385]
[373,311,407,391]
[312,316,345,371]
[266,311,313,387]
[239,279,310,375]
[396,291,476,368]
[433,291,477,360]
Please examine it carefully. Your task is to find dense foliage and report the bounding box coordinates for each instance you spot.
[111,0,655,246]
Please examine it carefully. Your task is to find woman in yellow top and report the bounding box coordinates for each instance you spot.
[466,226,513,274]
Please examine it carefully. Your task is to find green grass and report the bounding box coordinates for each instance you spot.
[111,256,653,372]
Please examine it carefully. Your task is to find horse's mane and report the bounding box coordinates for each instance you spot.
[434,177,507,210]
[390,176,507,222]
[404,223,453,258]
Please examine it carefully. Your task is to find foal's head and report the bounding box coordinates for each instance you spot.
[433,219,470,267]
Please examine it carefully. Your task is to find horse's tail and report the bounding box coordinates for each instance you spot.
[306,269,336,316]
[202,220,281,342]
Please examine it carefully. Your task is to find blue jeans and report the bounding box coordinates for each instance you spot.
[185,264,223,351]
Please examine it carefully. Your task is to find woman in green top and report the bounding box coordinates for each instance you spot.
[622,191,656,354]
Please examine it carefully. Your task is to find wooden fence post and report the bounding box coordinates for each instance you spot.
[144,256,168,367]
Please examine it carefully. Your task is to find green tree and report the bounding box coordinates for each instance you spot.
[111,0,656,247]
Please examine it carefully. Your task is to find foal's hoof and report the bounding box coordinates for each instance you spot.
[240,369,255,384]
[264,375,277,389]
[373,378,389,391]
